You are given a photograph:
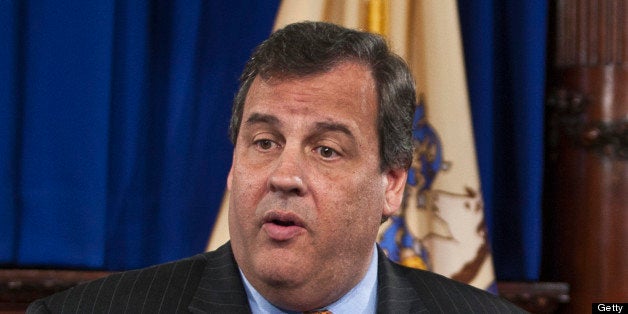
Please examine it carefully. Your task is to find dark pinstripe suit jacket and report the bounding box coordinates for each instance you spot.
[27,242,525,313]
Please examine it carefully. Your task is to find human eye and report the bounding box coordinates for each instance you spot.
[253,138,279,151]
[314,146,340,160]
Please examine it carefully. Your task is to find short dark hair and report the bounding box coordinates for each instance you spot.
[229,21,415,171]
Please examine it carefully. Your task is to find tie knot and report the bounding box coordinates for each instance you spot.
[303,310,332,314]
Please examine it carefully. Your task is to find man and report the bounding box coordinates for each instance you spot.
[28,22,524,313]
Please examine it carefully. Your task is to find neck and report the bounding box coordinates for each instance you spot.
[243,247,375,311]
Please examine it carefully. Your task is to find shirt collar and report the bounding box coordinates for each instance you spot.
[240,244,379,314]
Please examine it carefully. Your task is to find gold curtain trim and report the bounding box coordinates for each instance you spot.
[367,0,389,36]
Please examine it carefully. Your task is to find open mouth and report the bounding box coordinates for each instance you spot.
[271,219,296,226]
[263,211,304,228]
[262,211,305,241]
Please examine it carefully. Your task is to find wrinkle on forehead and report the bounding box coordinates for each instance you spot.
[246,62,376,116]
[239,61,379,158]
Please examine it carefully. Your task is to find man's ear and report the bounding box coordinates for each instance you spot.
[383,168,407,217]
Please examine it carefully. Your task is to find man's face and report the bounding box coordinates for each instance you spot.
[227,62,406,309]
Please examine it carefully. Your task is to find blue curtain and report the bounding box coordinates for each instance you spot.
[1,0,280,270]
[2,0,546,281]
[458,1,548,280]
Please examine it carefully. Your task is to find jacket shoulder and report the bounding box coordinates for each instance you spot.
[383,260,527,313]
[26,253,210,314]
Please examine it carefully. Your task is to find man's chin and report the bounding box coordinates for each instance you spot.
[250,250,311,285]
[255,264,307,288]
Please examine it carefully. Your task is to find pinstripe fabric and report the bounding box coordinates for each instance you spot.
[27,243,525,313]
[187,247,250,313]
[26,244,249,314]
[375,246,526,313]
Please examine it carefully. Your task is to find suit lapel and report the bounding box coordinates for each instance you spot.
[188,242,251,313]
[375,246,427,313]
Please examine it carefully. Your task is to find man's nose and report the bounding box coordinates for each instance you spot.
[268,146,307,196]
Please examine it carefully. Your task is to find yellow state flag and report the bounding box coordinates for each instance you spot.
[208,0,497,292]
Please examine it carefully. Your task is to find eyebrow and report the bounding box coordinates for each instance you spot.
[244,112,355,139]
[245,113,281,127]
[313,121,354,139]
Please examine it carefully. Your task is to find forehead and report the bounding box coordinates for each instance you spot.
[242,62,378,130]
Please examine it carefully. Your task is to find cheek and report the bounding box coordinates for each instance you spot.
[232,160,266,191]
[320,174,385,226]
[229,167,265,220]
